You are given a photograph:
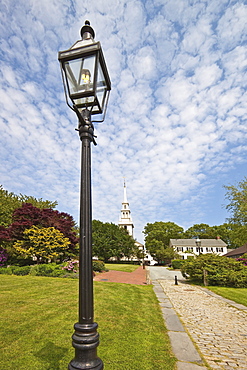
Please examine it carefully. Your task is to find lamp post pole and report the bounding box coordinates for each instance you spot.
[196,237,201,256]
[68,109,103,370]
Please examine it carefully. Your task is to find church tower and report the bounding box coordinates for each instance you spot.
[118,181,134,237]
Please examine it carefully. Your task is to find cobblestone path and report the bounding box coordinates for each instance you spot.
[159,280,247,370]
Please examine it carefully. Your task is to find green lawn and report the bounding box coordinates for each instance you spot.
[0,275,176,370]
[207,286,247,307]
[105,263,139,272]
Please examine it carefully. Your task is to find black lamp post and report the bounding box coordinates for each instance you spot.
[195,237,201,255]
[58,21,111,370]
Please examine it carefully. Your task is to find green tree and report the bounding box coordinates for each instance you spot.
[92,220,137,262]
[0,185,57,227]
[13,226,70,263]
[143,221,184,260]
[184,223,218,239]
[155,246,179,265]
[224,177,247,225]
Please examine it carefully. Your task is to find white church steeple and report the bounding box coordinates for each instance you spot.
[118,180,134,237]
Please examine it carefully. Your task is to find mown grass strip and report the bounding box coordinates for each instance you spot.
[0,275,176,370]
[207,286,247,307]
[105,263,139,272]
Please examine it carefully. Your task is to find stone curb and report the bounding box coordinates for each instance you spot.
[152,280,207,370]
[199,287,247,311]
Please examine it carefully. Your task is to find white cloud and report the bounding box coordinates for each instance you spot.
[0,0,246,244]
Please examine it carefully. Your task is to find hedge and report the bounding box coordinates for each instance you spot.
[181,254,247,288]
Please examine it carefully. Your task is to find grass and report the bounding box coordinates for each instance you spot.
[104,263,139,272]
[207,286,247,307]
[0,275,176,370]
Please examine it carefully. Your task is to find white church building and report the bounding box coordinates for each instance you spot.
[118,182,156,265]
[118,181,134,237]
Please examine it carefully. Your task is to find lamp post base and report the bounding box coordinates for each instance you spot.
[68,322,103,370]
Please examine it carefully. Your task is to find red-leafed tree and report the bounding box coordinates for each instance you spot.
[0,226,11,266]
[9,203,78,254]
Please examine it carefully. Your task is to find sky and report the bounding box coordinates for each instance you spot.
[0,0,246,244]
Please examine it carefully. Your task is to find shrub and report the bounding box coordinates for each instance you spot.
[30,263,65,277]
[0,267,12,275]
[181,254,247,287]
[171,259,184,269]
[62,259,79,273]
[0,247,8,266]
[236,253,247,266]
[93,260,106,272]
[11,265,32,276]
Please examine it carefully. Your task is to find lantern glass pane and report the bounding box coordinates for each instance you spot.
[96,63,107,110]
[64,55,96,95]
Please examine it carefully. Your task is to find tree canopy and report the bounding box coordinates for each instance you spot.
[224,177,247,225]
[143,221,183,262]
[0,201,78,265]
[92,220,137,262]
[13,226,70,263]
[0,185,57,227]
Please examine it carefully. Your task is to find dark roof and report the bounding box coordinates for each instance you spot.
[170,239,227,247]
[224,243,247,257]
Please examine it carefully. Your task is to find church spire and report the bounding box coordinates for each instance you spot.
[118,180,134,237]
[123,179,128,204]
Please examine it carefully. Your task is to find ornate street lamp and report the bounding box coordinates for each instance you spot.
[58,21,111,370]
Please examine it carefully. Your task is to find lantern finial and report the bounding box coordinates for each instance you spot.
[81,20,95,40]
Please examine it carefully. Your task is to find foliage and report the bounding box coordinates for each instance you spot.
[93,260,106,272]
[63,259,79,273]
[0,263,70,277]
[236,253,247,266]
[224,176,247,224]
[143,221,184,261]
[0,203,79,264]
[9,265,32,276]
[12,226,70,263]
[154,246,179,264]
[0,275,176,370]
[0,247,8,266]
[184,223,218,239]
[10,203,78,252]
[181,254,247,288]
[0,185,57,227]
[171,259,185,269]
[30,263,65,277]
[92,220,137,262]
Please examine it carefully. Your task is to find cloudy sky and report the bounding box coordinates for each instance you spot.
[0,0,246,243]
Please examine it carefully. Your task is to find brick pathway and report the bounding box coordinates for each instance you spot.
[93,265,147,285]
[159,280,247,370]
